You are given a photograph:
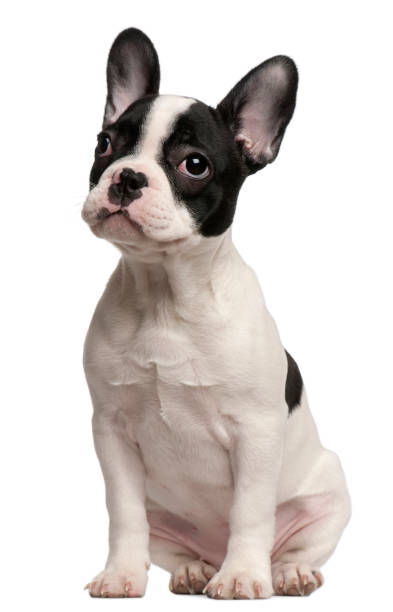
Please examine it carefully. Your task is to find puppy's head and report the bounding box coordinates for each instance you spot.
[82,28,298,254]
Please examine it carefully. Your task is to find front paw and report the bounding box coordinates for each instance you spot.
[85,565,148,598]
[204,567,273,600]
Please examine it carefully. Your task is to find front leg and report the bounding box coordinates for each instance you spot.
[85,386,150,598]
[205,402,286,600]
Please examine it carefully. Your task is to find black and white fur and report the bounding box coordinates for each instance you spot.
[82,28,350,599]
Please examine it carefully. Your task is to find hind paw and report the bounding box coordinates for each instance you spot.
[170,560,217,594]
[273,563,323,596]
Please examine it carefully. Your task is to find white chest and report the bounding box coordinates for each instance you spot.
[99,315,236,501]
[106,305,243,388]
[84,261,284,513]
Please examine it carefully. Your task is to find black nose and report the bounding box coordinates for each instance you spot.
[120,168,148,191]
[108,168,148,207]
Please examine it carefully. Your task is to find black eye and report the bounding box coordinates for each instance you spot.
[96,134,112,157]
[178,153,210,179]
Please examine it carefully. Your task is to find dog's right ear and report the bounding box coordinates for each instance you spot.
[103,28,160,128]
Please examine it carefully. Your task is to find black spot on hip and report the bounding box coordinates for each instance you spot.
[285,350,303,415]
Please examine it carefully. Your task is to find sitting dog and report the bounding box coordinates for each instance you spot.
[82,28,351,599]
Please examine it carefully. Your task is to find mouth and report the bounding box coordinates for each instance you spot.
[96,206,143,233]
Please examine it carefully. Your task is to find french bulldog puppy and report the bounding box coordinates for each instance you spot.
[82,28,350,599]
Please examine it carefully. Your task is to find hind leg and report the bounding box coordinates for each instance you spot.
[150,535,217,594]
[272,455,351,596]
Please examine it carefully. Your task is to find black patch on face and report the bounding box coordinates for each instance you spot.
[160,102,246,236]
[89,95,157,188]
[285,350,303,415]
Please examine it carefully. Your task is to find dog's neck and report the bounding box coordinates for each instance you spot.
[115,228,242,317]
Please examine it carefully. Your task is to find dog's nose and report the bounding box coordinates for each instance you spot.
[109,168,148,207]
[119,168,148,192]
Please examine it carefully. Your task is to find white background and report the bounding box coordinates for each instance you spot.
[1,0,392,610]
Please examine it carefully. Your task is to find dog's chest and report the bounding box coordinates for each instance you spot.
[107,295,244,389]
[110,320,219,387]
[106,309,236,495]
[130,379,233,492]
[114,317,227,438]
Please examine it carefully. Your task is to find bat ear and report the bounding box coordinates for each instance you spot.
[103,28,160,128]
[217,56,298,173]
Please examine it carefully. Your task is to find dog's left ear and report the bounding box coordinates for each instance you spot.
[217,56,298,173]
[103,28,160,128]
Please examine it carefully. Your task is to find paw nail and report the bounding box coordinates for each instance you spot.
[287,586,299,595]
[217,584,223,596]
[254,581,263,597]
